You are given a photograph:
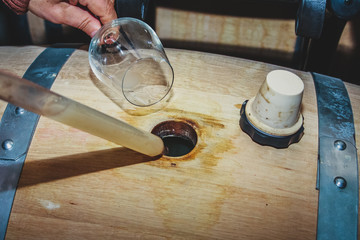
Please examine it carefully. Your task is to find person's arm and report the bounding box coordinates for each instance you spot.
[2,0,29,15]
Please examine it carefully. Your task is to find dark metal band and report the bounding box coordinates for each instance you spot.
[312,72,359,240]
[0,45,76,240]
[330,0,360,20]
[295,0,326,39]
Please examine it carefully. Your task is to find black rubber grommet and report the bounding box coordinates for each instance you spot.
[239,100,304,148]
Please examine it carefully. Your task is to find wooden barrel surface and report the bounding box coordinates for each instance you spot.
[0,46,359,239]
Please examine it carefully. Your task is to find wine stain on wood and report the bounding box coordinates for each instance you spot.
[234,103,243,109]
[151,174,232,233]
[114,102,240,231]
[141,110,237,231]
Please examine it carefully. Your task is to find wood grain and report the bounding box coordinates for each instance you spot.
[0,46,359,239]
[156,7,297,61]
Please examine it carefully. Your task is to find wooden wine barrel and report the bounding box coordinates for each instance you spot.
[0,46,359,239]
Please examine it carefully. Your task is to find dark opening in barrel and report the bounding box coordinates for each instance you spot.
[151,121,197,157]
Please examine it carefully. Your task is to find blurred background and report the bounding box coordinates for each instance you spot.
[1,0,359,85]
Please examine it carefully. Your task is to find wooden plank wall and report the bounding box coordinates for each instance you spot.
[153,1,299,68]
[152,1,360,84]
[24,1,360,84]
[155,7,297,65]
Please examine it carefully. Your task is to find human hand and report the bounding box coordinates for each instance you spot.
[28,0,117,37]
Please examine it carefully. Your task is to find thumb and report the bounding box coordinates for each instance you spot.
[56,4,102,37]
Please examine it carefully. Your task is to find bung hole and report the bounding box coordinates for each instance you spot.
[151,121,197,157]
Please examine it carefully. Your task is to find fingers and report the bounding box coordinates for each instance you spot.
[57,3,102,37]
[79,0,117,25]
[28,0,117,37]
[68,0,79,5]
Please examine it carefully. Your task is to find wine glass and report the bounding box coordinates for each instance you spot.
[89,18,174,107]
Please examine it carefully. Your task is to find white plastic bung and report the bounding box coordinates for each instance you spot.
[245,70,304,136]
